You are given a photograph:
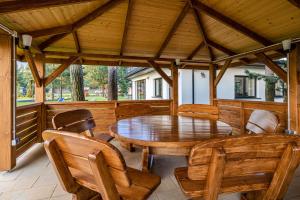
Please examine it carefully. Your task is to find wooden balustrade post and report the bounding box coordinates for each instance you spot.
[171,63,178,115]
[0,34,16,170]
[209,64,217,105]
[288,43,300,133]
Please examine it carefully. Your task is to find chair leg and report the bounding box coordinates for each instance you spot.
[72,186,100,200]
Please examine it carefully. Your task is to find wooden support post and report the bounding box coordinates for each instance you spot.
[288,43,300,133]
[35,54,45,102]
[209,64,217,105]
[0,34,15,170]
[148,60,173,86]
[171,63,178,115]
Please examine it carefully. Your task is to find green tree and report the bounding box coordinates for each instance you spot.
[117,67,130,96]
[84,65,108,97]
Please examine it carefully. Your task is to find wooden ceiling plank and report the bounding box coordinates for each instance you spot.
[120,0,133,56]
[214,59,232,86]
[155,1,190,59]
[44,56,79,86]
[0,0,98,14]
[255,53,287,82]
[38,0,123,50]
[72,31,81,53]
[288,0,300,8]
[148,60,173,86]
[192,0,273,46]
[187,41,205,60]
[24,49,42,87]
[191,6,214,61]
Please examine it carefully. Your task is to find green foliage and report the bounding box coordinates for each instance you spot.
[245,69,279,84]
[83,65,108,89]
[117,67,130,96]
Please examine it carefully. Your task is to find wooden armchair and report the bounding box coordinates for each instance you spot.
[115,103,152,151]
[43,130,161,200]
[246,110,279,134]
[174,134,300,200]
[52,109,113,142]
[178,104,219,120]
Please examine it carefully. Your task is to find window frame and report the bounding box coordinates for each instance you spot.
[135,79,146,100]
[234,75,257,99]
[153,78,162,98]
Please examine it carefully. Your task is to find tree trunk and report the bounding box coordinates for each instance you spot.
[265,67,275,102]
[70,64,85,101]
[107,66,118,100]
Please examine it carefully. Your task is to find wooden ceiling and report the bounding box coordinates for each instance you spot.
[0,0,299,68]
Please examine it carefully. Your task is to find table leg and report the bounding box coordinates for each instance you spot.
[142,146,153,172]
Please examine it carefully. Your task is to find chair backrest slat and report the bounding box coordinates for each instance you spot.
[246,110,279,134]
[178,104,218,119]
[115,103,152,119]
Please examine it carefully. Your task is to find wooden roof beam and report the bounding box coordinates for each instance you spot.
[0,0,98,14]
[288,0,300,8]
[154,1,190,59]
[72,31,81,53]
[148,60,173,86]
[187,41,205,60]
[120,0,133,56]
[192,0,273,46]
[255,53,287,82]
[44,56,80,86]
[38,0,123,50]
[190,2,214,61]
[24,49,42,87]
[214,59,232,87]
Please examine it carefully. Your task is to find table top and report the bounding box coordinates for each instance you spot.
[109,115,233,147]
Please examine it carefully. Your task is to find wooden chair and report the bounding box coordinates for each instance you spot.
[174,134,300,200]
[178,104,219,120]
[246,110,279,134]
[115,103,152,120]
[43,130,161,200]
[115,103,152,151]
[52,109,114,142]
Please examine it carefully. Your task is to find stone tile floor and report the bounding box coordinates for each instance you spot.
[1,140,300,200]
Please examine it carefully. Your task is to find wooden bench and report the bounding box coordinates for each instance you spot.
[43,130,161,200]
[52,109,113,142]
[178,104,219,120]
[174,134,300,200]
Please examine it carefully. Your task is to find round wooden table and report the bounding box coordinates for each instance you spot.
[110,115,232,171]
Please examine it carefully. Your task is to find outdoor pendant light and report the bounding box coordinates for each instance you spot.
[22,34,32,49]
[282,39,292,52]
[175,58,180,66]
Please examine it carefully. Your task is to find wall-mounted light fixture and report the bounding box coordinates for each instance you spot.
[282,39,292,52]
[175,58,180,66]
[21,34,32,49]
[200,72,206,78]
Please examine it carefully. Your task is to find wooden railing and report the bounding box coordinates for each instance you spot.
[217,99,287,134]
[16,103,43,157]
[45,100,172,134]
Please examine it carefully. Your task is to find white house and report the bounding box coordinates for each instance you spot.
[127,65,285,104]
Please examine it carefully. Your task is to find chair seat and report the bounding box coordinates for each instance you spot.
[72,167,160,200]
[94,132,114,142]
[174,167,271,198]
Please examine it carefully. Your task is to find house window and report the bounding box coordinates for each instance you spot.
[234,76,257,98]
[154,78,162,97]
[275,81,284,97]
[136,79,146,100]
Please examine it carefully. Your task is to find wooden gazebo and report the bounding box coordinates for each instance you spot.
[0,0,300,171]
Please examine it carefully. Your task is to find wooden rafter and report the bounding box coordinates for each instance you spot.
[44,56,79,86]
[255,53,287,82]
[72,31,81,53]
[207,39,235,56]
[0,0,98,14]
[288,0,300,8]
[214,59,232,87]
[24,49,42,87]
[191,4,214,61]
[26,25,72,38]
[38,0,123,50]
[192,0,273,46]
[120,0,133,56]
[154,1,190,59]
[148,60,173,86]
[187,41,205,60]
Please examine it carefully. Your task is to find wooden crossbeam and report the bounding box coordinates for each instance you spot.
[288,0,300,8]
[24,49,42,87]
[191,5,214,61]
[207,39,235,56]
[187,41,205,60]
[192,0,273,46]
[26,25,72,38]
[38,0,123,50]
[148,60,173,86]
[0,0,98,14]
[214,59,232,87]
[120,0,133,56]
[154,2,190,59]
[44,56,79,86]
[255,53,287,82]
[72,31,81,53]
